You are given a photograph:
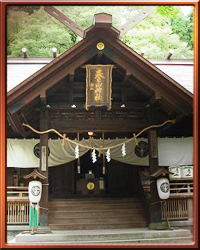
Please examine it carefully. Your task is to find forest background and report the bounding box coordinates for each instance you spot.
[7,5,194,59]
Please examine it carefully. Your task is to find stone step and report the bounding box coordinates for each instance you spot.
[49,209,145,218]
[15,229,192,243]
[49,216,146,224]
[48,198,147,230]
[48,198,140,205]
[49,222,147,230]
[48,203,143,210]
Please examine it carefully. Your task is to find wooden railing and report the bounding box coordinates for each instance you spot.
[7,186,29,200]
[161,198,188,220]
[169,181,193,197]
[161,180,193,221]
[7,186,29,224]
[7,201,29,224]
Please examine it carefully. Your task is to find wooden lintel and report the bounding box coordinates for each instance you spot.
[44,101,147,110]
[49,118,148,133]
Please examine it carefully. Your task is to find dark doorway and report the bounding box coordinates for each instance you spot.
[107,160,139,197]
[49,152,140,199]
[75,150,107,197]
[49,161,74,199]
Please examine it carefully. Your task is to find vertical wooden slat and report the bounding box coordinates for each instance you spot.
[13,203,16,223]
[7,203,9,223]
[27,202,29,223]
[11,203,13,223]
[20,203,22,223]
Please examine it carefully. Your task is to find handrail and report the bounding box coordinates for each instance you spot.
[7,186,29,200]
[7,186,28,190]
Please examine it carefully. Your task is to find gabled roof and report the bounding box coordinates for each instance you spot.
[7,13,193,136]
[7,58,194,93]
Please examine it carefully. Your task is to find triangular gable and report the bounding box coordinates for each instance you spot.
[7,13,193,136]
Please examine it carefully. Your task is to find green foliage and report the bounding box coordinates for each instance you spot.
[7,8,74,57]
[170,11,194,49]
[157,6,180,18]
[7,5,193,59]
[7,5,40,14]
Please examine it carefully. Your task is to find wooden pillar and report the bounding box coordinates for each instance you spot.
[148,129,162,225]
[147,103,162,227]
[39,97,49,228]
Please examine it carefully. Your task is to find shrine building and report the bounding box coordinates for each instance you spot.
[6,12,194,242]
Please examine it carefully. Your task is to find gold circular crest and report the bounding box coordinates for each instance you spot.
[87,182,95,190]
[97,42,105,51]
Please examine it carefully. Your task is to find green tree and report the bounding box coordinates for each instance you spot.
[7,5,193,59]
[170,11,194,49]
[7,8,74,57]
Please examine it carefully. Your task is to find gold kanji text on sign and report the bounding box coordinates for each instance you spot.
[86,65,114,110]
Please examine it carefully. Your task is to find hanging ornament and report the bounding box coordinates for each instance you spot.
[106,148,111,162]
[91,149,97,163]
[74,145,79,159]
[77,165,81,174]
[121,143,126,157]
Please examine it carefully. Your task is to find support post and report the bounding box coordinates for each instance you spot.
[148,129,162,228]
[38,97,51,232]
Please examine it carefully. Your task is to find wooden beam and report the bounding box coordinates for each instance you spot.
[7,30,100,105]
[8,41,99,113]
[7,111,27,137]
[147,104,162,225]
[119,6,154,36]
[39,101,49,228]
[121,74,130,104]
[102,43,192,115]
[44,101,148,110]
[150,91,162,105]
[148,129,162,225]
[49,118,148,133]
[44,6,84,38]
[68,74,74,102]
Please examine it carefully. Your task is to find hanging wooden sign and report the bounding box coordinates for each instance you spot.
[41,146,47,171]
[85,65,114,110]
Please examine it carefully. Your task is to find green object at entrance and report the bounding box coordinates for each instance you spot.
[30,202,39,232]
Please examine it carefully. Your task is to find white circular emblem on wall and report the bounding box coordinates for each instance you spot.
[160,182,170,193]
[31,185,41,196]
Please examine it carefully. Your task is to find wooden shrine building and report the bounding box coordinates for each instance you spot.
[7,13,193,231]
